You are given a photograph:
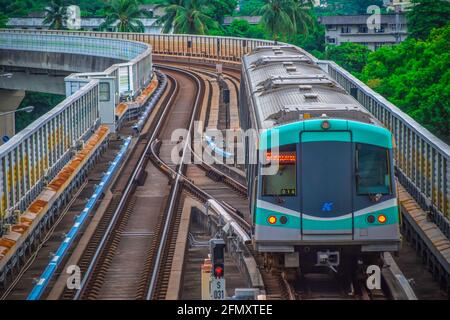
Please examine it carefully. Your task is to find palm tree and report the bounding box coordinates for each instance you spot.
[288,0,314,36]
[43,0,68,30]
[157,0,218,35]
[101,0,152,33]
[257,0,295,40]
[154,0,184,33]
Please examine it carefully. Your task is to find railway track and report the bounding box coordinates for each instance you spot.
[65,66,204,300]
[6,61,418,301]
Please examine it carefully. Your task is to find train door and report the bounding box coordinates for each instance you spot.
[300,131,353,239]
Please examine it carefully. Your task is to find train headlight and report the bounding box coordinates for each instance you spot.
[377,214,387,224]
[280,216,288,224]
[367,215,375,223]
[268,216,277,225]
[321,120,331,130]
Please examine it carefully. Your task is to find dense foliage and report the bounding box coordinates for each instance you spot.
[361,24,450,142]
[15,92,65,132]
[43,0,68,30]
[236,0,264,16]
[0,0,109,17]
[324,42,371,76]
[407,0,450,40]
[158,0,219,34]
[256,0,314,40]
[314,0,385,16]
[101,0,152,32]
[2,0,448,143]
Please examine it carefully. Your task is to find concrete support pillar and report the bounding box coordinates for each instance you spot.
[0,89,25,145]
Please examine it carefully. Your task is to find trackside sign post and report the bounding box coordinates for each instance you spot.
[209,239,226,300]
[210,278,226,300]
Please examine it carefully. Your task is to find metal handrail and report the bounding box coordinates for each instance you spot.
[0,28,448,227]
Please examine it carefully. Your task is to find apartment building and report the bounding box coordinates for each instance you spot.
[383,0,413,12]
[318,14,408,50]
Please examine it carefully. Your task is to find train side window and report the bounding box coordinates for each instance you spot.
[356,143,391,195]
[262,144,297,197]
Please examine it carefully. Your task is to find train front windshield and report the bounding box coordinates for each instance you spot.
[262,145,297,196]
[356,143,392,195]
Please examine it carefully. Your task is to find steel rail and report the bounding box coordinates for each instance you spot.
[73,74,180,300]
[149,138,251,234]
[145,65,204,300]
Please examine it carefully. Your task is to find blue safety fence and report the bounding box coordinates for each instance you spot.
[27,136,132,300]
[204,135,234,158]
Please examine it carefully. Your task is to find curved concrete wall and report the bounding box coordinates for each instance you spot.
[0,31,152,227]
[0,50,122,73]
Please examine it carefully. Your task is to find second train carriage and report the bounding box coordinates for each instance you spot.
[239,45,401,274]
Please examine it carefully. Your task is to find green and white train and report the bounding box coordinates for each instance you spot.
[239,45,401,274]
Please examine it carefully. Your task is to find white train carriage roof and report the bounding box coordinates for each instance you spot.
[242,45,375,129]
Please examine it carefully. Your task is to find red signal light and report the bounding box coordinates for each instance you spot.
[214,265,224,278]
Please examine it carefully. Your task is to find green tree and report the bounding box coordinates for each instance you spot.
[314,0,384,15]
[224,19,269,39]
[43,0,68,30]
[362,24,450,142]
[205,0,236,23]
[171,0,218,34]
[237,0,265,16]
[325,42,371,75]
[101,0,152,32]
[155,0,184,33]
[15,92,65,132]
[0,13,8,28]
[407,0,450,40]
[291,20,325,54]
[225,19,251,37]
[0,0,47,17]
[156,0,218,34]
[257,0,295,40]
[76,0,108,17]
[288,0,314,37]
[257,0,315,41]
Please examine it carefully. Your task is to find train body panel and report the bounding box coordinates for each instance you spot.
[240,45,400,269]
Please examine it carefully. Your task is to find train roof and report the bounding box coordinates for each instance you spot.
[242,45,375,129]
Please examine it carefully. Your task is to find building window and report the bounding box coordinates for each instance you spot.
[374,26,385,33]
[99,83,110,101]
[326,37,336,44]
[326,24,337,31]
[341,26,352,33]
[358,25,368,33]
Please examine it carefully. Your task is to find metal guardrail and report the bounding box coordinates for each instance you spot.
[318,61,450,237]
[27,137,132,300]
[0,29,276,63]
[0,31,152,229]
[0,29,448,236]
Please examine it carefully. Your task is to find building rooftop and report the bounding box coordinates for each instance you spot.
[318,14,407,25]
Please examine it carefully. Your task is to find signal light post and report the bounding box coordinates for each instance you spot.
[210,239,226,300]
